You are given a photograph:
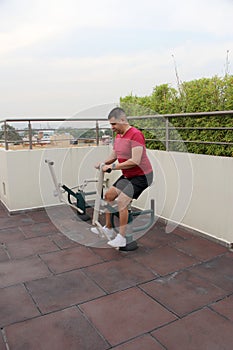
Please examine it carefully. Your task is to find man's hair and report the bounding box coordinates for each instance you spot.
[108,107,127,120]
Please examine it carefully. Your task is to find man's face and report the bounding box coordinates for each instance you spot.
[109,117,126,134]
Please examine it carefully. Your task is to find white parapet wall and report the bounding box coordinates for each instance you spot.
[0,146,111,212]
[0,147,232,246]
[136,150,233,247]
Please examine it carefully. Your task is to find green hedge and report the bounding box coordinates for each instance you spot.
[120,75,233,157]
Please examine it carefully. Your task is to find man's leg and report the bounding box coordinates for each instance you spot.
[107,174,152,248]
[107,191,132,248]
[116,192,132,237]
[90,186,118,236]
[104,186,119,228]
[105,187,131,234]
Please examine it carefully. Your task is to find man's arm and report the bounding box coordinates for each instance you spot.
[94,149,117,169]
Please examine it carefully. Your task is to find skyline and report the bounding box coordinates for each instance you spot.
[0,0,232,119]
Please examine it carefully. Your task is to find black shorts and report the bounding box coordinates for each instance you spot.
[113,172,153,199]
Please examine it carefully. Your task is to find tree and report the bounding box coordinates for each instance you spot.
[120,75,233,156]
[120,94,153,116]
[180,76,225,112]
[0,124,22,143]
[150,84,179,114]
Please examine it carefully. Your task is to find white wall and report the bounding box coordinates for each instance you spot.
[136,150,233,246]
[0,150,8,207]
[0,146,111,211]
[0,147,232,245]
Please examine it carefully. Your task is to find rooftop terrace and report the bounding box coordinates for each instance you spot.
[0,111,233,348]
[0,202,232,350]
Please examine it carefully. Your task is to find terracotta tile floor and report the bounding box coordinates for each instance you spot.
[0,204,232,349]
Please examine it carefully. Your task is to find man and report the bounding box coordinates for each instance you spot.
[91,107,153,248]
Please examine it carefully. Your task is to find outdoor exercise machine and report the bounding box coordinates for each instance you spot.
[45,160,155,251]
[45,159,97,221]
[92,164,155,251]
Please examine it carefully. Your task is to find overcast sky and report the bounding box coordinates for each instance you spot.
[0,0,232,119]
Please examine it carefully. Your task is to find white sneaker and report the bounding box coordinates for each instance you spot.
[108,234,127,248]
[91,225,114,239]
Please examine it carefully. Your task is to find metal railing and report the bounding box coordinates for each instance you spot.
[1,110,233,155]
[0,118,108,150]
[129,110,233,152]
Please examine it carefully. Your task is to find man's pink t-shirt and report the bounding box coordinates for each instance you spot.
[113,127,153,178]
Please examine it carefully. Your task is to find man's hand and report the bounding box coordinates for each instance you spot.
[102,164,112,173]
[94,163,112,172]
[94,162,101,169]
